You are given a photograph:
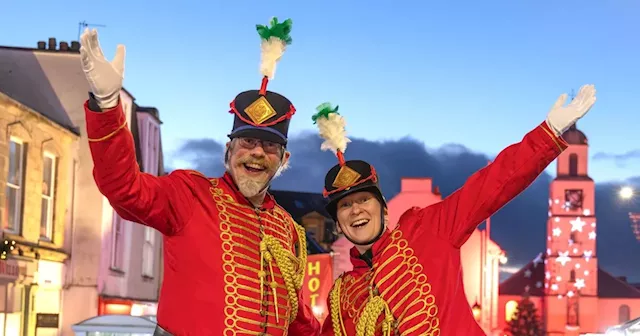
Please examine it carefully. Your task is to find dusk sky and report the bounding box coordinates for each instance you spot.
[3,0,640,183]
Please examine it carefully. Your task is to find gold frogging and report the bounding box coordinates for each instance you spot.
[329,229,440,335]
[209,178,307,334]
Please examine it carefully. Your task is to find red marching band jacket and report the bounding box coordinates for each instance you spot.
[84,101,321,335]
[321,122,568,336]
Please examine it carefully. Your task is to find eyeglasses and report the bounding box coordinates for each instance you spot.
[237,137,282,154]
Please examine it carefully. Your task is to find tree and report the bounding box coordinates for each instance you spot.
[506,297,544,336]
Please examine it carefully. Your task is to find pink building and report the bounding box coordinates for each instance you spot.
[499,125,640,335]
[0,38,164,335]
[330,177,505,334]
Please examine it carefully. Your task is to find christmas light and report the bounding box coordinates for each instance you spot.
[570,217,586,232]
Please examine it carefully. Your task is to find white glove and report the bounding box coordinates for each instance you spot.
[79,28,125,109]
[546,84,596,135]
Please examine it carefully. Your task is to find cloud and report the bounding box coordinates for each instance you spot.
[170,134,640,283]
[592,150,640,168]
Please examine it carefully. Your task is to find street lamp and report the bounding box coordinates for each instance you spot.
[620,186,640,242]
[620,186,634,200]
[472,302,481,321]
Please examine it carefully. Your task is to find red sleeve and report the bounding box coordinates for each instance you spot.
[288,290,321,336]
[320,297,336,336]
[85,100,197,235]
[411,121,568,248]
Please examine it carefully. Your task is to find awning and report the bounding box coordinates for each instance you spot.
[71,314,156,335]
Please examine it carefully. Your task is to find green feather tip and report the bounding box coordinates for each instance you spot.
[256,17,293,45]
[312,102,340,124]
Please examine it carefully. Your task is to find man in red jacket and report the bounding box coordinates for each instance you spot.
[312,86,596,335]
[78,18,320,335]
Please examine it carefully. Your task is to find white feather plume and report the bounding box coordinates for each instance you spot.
[316,113,351,154]
[260,37,286,79]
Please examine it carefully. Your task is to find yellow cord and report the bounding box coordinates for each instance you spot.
[255,222,308,324]
[330,277,347,336]
[354,294,395,336]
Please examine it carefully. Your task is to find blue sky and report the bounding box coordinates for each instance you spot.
[3,0,640,182]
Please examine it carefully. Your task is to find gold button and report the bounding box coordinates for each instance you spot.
[260,322,267,328]
[372,287,379,296]
[260,310,266,316]
[262,300,269,306]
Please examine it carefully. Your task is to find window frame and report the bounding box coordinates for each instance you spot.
[5,136,26,234]
[39,151,57,241]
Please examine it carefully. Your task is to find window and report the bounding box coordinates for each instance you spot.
[110,214,125,271]
[619,305,631,323]
[142,227,155,277]
[505,300,518,322]
[40,153,56,240]
[144,122,160,175]
[569,154,578,176]
[569,270,576,282]
[570,232,579,244]
[5,138,26,233]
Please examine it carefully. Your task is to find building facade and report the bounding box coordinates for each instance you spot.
[0,89,78,336]
[0,38,164,335]
[499,124,640,335]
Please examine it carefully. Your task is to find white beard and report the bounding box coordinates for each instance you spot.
[236,176,266,198]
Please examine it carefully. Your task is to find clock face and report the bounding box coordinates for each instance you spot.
[565,189,583,210]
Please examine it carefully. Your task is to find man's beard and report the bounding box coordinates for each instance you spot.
[232,156,279,198]
[236,175,268,198]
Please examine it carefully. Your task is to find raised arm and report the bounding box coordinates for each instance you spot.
[408,85,596,248]
[80,28,196,235]
[85,98,197,235]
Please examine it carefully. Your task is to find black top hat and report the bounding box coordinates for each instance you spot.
[227,17,295,145]
[312,103,386,219]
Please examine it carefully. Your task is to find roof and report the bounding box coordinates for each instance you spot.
[500,252,640,299]
[137,106,162,123]
[561,124,588,145]
[270,189,332,220]
[0,46,82,134]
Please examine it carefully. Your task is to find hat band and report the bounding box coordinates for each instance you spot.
[229,100,296,127]
[323,166,378,198]
[230,125,287,141]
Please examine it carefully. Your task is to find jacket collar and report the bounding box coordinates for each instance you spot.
[349,228,392,270]
[221,172,277,210]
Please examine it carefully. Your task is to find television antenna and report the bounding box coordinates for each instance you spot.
[78,21,107,41]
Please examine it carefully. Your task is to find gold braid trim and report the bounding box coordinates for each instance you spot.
[261,234,301,324]
[87,122,128,142]
[330,277,347,336]
[355,294,395,336]
[293,223,307,289]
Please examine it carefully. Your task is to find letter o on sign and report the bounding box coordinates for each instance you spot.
[308,278,320,292]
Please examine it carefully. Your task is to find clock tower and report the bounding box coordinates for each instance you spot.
[545,123,599,334]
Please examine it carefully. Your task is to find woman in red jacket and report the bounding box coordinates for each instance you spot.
[313,87,595,335]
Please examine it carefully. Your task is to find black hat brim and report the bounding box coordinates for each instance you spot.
[325,184,387,221]
[228,127,287,145]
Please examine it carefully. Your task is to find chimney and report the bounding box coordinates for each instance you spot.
[59,41,69,51]
[433,186,441,195]
[70,41,80,51]
[37,41,46,50]
[48,37,56,50]
[618,276,628,283]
